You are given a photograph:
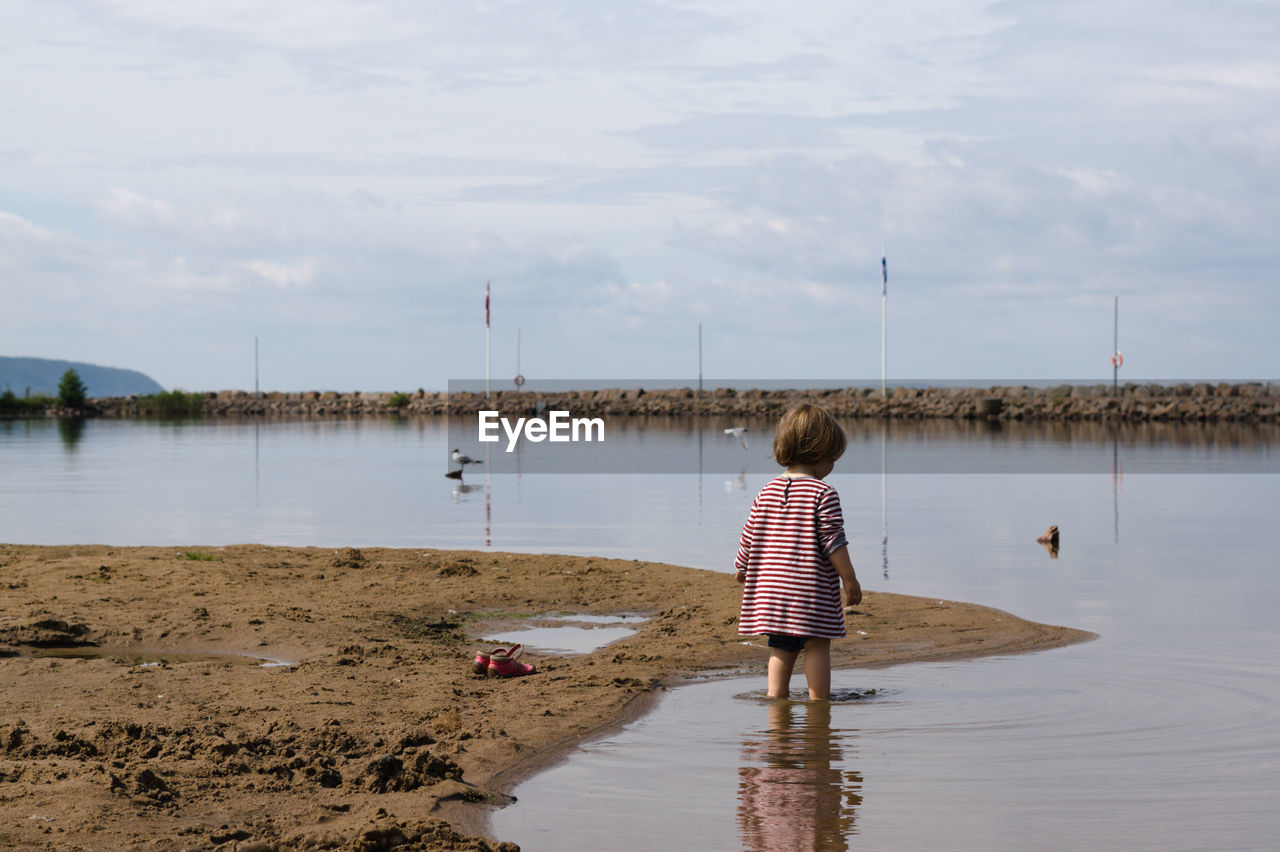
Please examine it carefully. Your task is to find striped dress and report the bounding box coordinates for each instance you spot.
[736,474,849,639]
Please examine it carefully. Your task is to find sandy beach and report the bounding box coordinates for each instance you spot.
[0,544,1092,850]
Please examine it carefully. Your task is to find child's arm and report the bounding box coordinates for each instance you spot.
[734,496,761,585]
[828,545,862,606]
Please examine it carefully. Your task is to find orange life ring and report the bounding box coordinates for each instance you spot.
[1111,352,1123,368]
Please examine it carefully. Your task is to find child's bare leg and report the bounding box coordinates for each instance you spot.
[767,648,799,697]
[804,638,832,700]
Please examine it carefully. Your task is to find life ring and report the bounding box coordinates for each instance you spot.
[1111,352,1123,368]
[514,374,526,388]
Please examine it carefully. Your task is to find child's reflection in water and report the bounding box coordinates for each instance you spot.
[737,699,862,852]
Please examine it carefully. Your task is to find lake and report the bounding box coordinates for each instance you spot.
[3,416,1278,850]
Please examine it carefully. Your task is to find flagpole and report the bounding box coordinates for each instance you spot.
[485,281,491,399]
[881,244,887,398]
[1112,296,1118,397]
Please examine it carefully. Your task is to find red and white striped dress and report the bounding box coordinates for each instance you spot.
[736,474,849,639]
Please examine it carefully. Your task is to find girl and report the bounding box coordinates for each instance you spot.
[735,404,862,700]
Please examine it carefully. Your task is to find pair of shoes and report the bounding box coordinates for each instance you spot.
[472,644,517,674]
[472,644,535,677]
[488,652,536,678]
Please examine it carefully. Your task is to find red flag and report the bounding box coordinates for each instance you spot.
[485,280,490,328]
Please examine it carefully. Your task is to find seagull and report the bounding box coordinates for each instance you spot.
[452,448,483,467]
[723,426,749,450]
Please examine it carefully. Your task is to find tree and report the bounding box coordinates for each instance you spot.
[58,368,88,409]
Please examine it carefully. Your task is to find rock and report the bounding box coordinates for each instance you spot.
[0,619,93,649]
[976,398,1004,417]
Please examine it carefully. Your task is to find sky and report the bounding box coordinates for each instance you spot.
[2,0,1277,392]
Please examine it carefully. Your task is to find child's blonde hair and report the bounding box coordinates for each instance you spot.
[772,404,847,467]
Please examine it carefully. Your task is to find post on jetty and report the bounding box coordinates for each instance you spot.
[514,328,525,395]
[1112,296,1120,397]
[881,244,888,399]
[485,280,491,399]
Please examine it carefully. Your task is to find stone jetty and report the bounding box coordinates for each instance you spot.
[70,383,1280,423]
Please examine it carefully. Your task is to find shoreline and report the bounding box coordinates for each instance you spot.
[15,381,1280,423]
[0,544,1094,850]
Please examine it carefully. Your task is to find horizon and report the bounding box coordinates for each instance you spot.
[2,3,1277,391]
[7,354,1277,399]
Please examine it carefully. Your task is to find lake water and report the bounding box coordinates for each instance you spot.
[3,416,1279,850]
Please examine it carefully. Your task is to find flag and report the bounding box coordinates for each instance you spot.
[881,251,887,297]
[485,280,490,328]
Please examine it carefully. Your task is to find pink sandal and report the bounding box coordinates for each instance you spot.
[472,644,527,675]
[486,645,535,678]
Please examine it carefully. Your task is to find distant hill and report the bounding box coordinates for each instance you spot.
[0,357,165,398]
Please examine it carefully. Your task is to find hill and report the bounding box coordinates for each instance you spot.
[0,356,165,398]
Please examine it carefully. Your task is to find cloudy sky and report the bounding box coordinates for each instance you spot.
[2,1,1276,391]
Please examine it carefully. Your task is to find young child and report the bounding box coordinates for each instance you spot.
[735,404,862,700]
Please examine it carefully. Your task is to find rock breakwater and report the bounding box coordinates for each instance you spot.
[67,383,1280,423]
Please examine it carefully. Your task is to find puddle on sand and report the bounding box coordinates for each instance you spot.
[480,614,643,655]
[20,646,295,668]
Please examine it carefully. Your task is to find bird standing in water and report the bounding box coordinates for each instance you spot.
[452,448,483,467]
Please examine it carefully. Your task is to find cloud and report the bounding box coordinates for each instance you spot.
[243,257,318,290]
[0,210,60,246]
[96,187,174,226]
[0,210,108,292]
[626,113,850,153]
[2,0,1277,388]
[687,52,833,84]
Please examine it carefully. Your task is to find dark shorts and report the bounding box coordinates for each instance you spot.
[766,633,808,653]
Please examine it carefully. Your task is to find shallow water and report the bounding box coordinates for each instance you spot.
[2,416,1278,850]
[496,642,1280,851]
[491,467,1280,851]
[479,614,642,655]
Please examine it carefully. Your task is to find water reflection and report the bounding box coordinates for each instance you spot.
[880,423,889,580]
[737,700,862,851]
[1036,525,1060,559]
[57,417,85,450]
[1112,428,1123,544]
[7,416,1275,559]
[451,479,483,503]
[447,413,1280,474]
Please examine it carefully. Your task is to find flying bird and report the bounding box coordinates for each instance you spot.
[723,426,749,450]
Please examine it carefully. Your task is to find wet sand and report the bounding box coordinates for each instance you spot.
[0,545,1092,850]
